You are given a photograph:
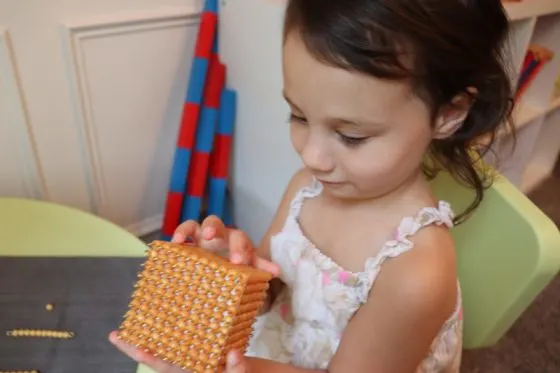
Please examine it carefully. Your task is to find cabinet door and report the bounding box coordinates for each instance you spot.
[0,0,201,235]
[0,29,44,200]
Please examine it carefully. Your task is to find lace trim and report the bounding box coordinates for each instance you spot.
[286,179,456,303]
[443,283,463,327]
[288,178,323,219]
[356,201,455,303]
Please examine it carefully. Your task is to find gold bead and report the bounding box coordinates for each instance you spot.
[45,303,54,311]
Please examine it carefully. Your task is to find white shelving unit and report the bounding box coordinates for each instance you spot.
[490,1,560,193]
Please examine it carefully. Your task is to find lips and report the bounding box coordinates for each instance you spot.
[318,179,342,185]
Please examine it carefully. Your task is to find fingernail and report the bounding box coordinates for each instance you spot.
[230,253,242,264]
[227,351,239,367]
[171,232,183,242]
[203,226,214,238]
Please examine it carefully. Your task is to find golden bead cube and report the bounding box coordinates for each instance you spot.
[118,241,272,373]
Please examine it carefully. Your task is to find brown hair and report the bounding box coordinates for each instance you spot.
[283,0,514,223]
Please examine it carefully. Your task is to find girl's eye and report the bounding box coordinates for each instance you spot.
[288,113,307,124]
[337,132,368,147]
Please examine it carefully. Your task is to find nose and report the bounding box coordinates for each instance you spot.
[300,136,334,174]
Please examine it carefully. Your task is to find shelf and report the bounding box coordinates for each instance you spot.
[514,102,543,128]
[493,97,560,140]
[516,96,560,126]
[505,0,560,21]
[483,102,542,143]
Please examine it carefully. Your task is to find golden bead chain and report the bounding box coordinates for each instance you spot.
[6,329,74,339]
[2,305,68,372]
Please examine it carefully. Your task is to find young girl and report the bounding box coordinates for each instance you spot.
[111,0,513,371]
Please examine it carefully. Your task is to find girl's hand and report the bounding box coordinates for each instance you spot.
[172,215,279,276]
[109,331,249,373]
[109,217,276,371]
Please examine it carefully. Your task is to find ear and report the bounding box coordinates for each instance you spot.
[433,87,477,140]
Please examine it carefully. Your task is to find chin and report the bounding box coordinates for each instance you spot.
[325,183,389,201]
[322,184,362,200]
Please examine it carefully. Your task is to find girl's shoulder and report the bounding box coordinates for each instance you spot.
[328,220,460,371]
[289,167,314,192]
[259,168,314,247]
[357,198,459,329]
[374,220,458,317]
[277,167,314,212]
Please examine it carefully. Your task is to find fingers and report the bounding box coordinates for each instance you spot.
[200,215,228,240]
[172,217,273,275]
[196,215,229,252]
[252,255,280,277]
[109,331,142,361]
[197,216,255,265]
[173,216,229,252]
[109,331,182,373]
[228,230,254,265]
[172,220,201,243]
[226,350,248,373]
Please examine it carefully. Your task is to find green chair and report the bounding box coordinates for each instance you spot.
[431,172,560,348]
[0,197,153,373]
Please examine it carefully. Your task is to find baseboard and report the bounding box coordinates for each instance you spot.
[125,214,163,237]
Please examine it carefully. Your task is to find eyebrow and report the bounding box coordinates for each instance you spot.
[282,90,385,128]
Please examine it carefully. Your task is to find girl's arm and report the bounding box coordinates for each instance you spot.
[330,231,458,373]
[242,230,459,373]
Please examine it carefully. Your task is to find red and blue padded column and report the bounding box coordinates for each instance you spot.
[223,185,234,228]
[181,57,226,222]
[161,0,218,240]
[207,88,236,220]
[210,11,219,63]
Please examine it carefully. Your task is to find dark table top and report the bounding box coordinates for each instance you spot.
[0,257,143,373]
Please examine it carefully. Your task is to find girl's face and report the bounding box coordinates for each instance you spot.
[283,33,435,201]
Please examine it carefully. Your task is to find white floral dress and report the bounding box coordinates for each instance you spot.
[246,179,463,372]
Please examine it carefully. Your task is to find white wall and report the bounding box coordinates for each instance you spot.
[0,0,203,235]
[219,0,301,242]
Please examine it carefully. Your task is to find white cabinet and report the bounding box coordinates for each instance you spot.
[0,0,203,235]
